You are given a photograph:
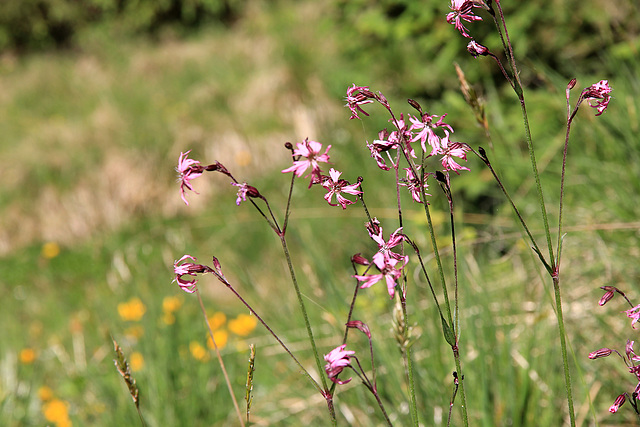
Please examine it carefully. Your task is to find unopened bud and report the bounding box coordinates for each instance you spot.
[609,394,626,413]
[351,253,370,266]
[588,348,613,359]
[407,99,422,114]
[599,290,615,306]
[567,78,577,90]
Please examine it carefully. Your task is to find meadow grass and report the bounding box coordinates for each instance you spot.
[1,0,639,425]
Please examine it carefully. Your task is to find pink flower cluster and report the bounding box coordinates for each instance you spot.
[281,138,363,209]
[589,286,640,414]
[363,107,470,176]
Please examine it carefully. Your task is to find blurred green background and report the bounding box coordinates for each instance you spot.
[1,0,639,425]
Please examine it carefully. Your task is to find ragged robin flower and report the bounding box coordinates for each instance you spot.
[176,151,205,205]
[446,0,483,38]
[324,344,355,385]
[321,168,362,209]
[345,84,375,120]
[353,255,406,299]
[173,255,210,294]
[281,138,331,187]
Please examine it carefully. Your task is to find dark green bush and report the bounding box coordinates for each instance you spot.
[0,0,242,52]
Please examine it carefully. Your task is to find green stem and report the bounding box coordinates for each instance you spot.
[518,100,555,268]
[279,235,334,418]
[552,276,576,426]
[401,295,419,426]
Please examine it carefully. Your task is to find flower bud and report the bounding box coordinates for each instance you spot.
[588,348,612,359]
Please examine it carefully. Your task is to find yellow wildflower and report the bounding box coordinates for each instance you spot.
[38,386,54,402]
[43,398,71,426]
[228,314,257,336]
[117,297,146,322]
[19,348,37,364]
[207,312,226,330]
[129,352,144,372]
[162,296,182,313]
[41,242,61,259]
[189,341,209,362]
[162,312,176,325]
[207,330,228,350]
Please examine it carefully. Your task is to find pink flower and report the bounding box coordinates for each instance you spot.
[321,168,362,209]
[399,167,431,204]
[609,394,625,413]
[583,80,612,116]
[353,255,405,299]
[388,114,416,158]
[324,344,355,384]
[446,0,483,38]
[176,151,205,205]
[625,304,640,329]
[345,84,375,120]
[173,255,208,293]
[369,225,406,265]
[282,138,331,187]
[231,182,260,206]
[440,135,470,173]
[366,129,398,171]
[409,113,453,156]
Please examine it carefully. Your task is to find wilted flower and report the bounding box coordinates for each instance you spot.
[177,151,205,205]
[446,0,483,38]
[281,138,331,187]
[321,168,362,209]
[583,80,612,116]
[467,40,490,57]
[399,167,431,203]
[345,84,375,120]
[231,182,260,206]
[173,255,209,294]
[366,129,398,171]
[324,344,355,384]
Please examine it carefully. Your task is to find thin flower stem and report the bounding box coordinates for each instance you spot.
[490,0,555,268]
[351,359,393,426]
[400,295,419,427]
[279,235,331,394]
[195,288,245,427]
[472,147,552,274]
[519,101,556,268]
[552,277,576,426]
[440,175,469,424]
[209,273,324,395]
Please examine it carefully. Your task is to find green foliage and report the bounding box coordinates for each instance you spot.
[0,0,242,52]
[334,0,640,95]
